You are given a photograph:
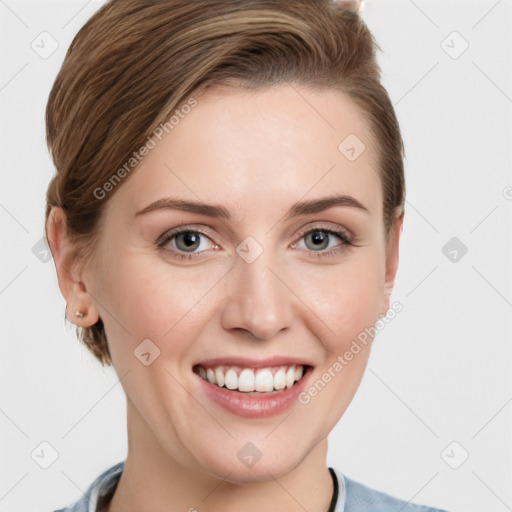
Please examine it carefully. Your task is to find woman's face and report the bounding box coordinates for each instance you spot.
[81,85,401,481]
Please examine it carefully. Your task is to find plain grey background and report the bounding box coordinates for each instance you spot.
[0,1,511,511]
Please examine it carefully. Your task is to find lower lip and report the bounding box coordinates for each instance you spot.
[195,367,313,419]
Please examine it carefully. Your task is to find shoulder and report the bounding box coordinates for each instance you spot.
[52,461,125,512]
[337,471,450,512]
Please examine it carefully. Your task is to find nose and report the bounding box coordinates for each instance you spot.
[220,244,294,341]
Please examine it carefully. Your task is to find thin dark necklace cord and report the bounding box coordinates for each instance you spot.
[327,467,339,512]
[99,465,339,512]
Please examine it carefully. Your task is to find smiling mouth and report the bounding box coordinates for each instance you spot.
[193,364,311,395]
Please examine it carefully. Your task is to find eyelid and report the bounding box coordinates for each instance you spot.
[155,224,217,247]
[292,221,353,243]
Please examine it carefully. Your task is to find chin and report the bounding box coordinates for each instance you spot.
[189,431,313,484]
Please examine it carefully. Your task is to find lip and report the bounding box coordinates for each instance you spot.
[193,355,314,369]
[194,364,314,419]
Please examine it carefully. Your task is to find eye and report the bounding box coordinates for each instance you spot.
[291,226,354,258]
[156,227,218,260]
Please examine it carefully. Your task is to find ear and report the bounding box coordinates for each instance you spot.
[379,211,404,318]
[46,206,100,327]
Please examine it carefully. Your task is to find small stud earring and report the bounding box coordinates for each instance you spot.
[75,310,86,318]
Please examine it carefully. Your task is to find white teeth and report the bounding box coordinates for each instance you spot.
[238,369,255,392]
[224,368,238,390]
[215,367,225,387]
[273,368,286,390]
[285,366,295,388]
[198,364,306,393]
[206,368,216,384]
[254,369,274,392]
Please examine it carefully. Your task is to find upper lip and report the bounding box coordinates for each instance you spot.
[194,356,314,369]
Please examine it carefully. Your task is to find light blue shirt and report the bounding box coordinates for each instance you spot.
[53,461,449,512]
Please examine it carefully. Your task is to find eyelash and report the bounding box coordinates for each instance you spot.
[156,224,356,261]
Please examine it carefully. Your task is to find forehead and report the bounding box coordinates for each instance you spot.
[108,84,382,222]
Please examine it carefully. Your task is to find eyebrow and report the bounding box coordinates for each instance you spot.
[135,194,369,220]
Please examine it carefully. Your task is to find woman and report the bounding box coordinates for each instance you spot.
[45,0,449,510]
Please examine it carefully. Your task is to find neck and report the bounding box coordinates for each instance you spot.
[105,399,334,512]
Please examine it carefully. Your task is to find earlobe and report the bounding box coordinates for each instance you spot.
[64,281,100,327]
[46,206,100,327]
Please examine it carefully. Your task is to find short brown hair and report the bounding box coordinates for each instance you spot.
[45,0,405,367]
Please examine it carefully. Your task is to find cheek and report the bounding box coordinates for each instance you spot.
[295,252,386,354]
[96,252,220,360]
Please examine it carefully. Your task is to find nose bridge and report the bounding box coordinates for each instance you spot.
[221,235,294,340]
